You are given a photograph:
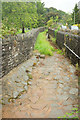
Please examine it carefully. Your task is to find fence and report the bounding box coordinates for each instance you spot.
[48,28,80,66]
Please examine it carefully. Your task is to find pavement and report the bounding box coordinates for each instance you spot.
[1,51,79,118]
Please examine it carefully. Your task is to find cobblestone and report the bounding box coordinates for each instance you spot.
[2,52,78,118]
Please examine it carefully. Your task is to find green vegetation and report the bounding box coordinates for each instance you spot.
[55,49,65,55]
[34,30,55,56]
[2,0,71,36]
[73,24,80,29]
[50,35,56,44]
[16,29,30,34]
[47,17,53,27]
[72,4,80,24]
[47,16,61,29]
[2,0,80,36]
[54,27,60,38]
[2,2,39,32]
[27,73,33,79]
[58,106,79,119]
[49,34,65,56]
[34,30,65,56]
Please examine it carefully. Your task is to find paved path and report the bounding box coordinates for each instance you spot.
[2,52,78,118]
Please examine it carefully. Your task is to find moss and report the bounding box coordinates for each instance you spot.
[65,34,69,37]
[33,62,37,66]
[69,38,72,41]
[27,73,32,79]
[8,97,14,102]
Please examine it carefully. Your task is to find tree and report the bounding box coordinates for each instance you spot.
[2,2,39,33]
[47,17,53,27]
[36,1,45,26]
[72,4,79,24]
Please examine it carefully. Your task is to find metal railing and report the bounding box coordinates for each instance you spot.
[64,43,80,60]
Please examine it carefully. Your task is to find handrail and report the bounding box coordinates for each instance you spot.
[64,43,80,60]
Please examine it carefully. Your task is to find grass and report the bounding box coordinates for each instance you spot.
[49,35,65,55]
[34,30,55,56]
[56,49,65,55]
[49,35,56,44]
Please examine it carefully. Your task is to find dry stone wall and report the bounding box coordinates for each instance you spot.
[1,27,45,78]
[48,28,80,66]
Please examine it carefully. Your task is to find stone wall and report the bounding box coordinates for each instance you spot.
[1,27,45,78]
[48,28,80,66]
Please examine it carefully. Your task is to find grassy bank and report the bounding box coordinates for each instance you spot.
[34,30,55,56]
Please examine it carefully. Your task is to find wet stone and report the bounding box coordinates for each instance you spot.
[17,88,24,92]
[40,54,45,59]
[64,73,68,76]
[59,80,64,84]
[7,90,13,96]
[35,53,40,57]
[15,78,21,83]
[27,81,32,85]
[53,73,57,75]
[13,91,19,98]
[64,76,70,82]
[0,87,2,94]
[31,56,37,62]
[69,88,78,95]
[49,109,64,118]
[19,93,27,99]
[57,94,69,101]
[67,114,78,118]
[26,67,32,72]
[27,61,34,67]
[64,61,69,65]
[63,100,72,106]
[24,86,28,91]
[70,74,78,79]
[21,81,27,85]
[57,88,63,94]
[16,83,23,87]
[59,84,64,88]
[44,72,50,76]
[22,75,29,82]
[69,65,75,73]
[2,97,10,104]
[20,66,26,72]
[47,68,53,73]
[69,94,78,100]
[2,51,78,117]
[54,75,61,80]
[63,105,73,110]
[39,76,44,79]
[51,103,59,108]
[63,86,70,91]
[32,67,36,69]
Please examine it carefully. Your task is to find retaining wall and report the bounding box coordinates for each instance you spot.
[1,27,45,78]
[48,28,80,66]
